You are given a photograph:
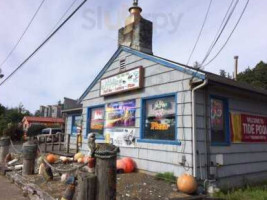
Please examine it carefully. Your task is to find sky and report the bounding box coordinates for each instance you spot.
[0,0,266,113]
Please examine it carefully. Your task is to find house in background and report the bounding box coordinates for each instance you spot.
[22,116,64,135]
[61,97,82,136]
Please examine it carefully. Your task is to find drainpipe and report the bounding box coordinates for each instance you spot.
[192,79,208,178]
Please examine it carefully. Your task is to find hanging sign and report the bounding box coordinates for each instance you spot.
[231,113,267,143]
[100,67,144,96]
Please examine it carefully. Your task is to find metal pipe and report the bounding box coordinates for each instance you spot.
[234,56,239,80]
[192,79,208,178]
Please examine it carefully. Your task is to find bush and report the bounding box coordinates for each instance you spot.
[3,124,23,141]
[27,124,46,138]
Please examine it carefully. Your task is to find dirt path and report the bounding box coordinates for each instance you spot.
[0,175,28,200]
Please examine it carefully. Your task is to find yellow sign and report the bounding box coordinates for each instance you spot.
[150,122,169,131]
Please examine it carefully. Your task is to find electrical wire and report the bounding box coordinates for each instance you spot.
[201,0,239,66]
[47,0,79,36]
[0,0,46,69]
[186,0,213,65]
[0,0,88,87]
[203,0,250,67]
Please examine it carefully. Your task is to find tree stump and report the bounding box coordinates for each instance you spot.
[22,141,37,176]
[95,144,118,200]
[77,171,97,200]
[0,137,10,164]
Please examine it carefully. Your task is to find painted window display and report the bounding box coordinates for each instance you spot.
[106,100,136,128]
[210,98,227,143]
[72,115,82,135]
[88,107,105,136]
[143,96,176,140]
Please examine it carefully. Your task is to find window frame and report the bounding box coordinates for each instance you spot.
[138,93,181,145]
[210,95,231,146]
[86,105,105,140]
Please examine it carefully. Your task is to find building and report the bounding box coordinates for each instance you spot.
[38,103,63,118]
[65,1,267,188]
[22,116,64,134]
[61,97,83,135]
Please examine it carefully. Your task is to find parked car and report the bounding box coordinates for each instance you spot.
[37,128,63,143]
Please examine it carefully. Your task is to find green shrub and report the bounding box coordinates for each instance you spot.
[27,124,46,138]
[3,124,23,141]
[155,172,176,183]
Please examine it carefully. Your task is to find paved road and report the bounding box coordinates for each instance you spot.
[0,175,28,200]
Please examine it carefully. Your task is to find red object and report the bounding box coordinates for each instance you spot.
[231,114,267,142]
[88,157,95,168]
[46,154,56,164]
[116,159,126,172]
[121,157,135,173]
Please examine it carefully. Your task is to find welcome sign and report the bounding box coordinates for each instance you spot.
[231,113,267,143]
[100,67,144,96]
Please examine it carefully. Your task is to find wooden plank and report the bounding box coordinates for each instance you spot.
[77,172,96,200]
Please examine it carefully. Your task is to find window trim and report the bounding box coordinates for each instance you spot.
[138,93,181,145]
[86,105,105,140]
[210,95,231,146]
[71,115,82,136]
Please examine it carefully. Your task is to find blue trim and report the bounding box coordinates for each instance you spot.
[210,95,231,146]
[139,93,181,145]
[85,105,105,140]
[79,46,206,102]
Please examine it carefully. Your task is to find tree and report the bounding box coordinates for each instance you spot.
[219,69,227,77]
[237,61,267,89]
[27,124,46,138]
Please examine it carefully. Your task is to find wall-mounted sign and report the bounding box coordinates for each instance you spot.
[100,66,144,96]
[105,128,136,147]
[231,113,267,143]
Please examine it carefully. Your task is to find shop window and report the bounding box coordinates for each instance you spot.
[142,95,176,141]
[106,100,136,128]
[210,96,230,145]
[72,115,82,135]
[87,106,105,137]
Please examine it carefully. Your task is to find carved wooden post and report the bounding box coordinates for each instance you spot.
[67,134,70,154]
[95,144,118,200]
[22,141,37,175]
[77,171,97,200]
[0,137,10,164]
[44,136,47,153]
[59,133,62,151]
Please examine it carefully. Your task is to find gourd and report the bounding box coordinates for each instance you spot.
[46,154,57,164]
[74,152,84,161]
[121,157,135,173]
[177,174,197,194]
[116,159,126,173]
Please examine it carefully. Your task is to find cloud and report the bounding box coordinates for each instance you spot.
[0,0,266,112]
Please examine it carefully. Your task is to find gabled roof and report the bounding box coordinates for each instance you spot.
[79,46,267,102]
[22,116,64,124]
[79,46,206,102]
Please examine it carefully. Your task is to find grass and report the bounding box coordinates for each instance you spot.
[155,172,177,183]
[215,184,267,200]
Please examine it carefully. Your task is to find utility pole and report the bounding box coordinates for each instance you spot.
[234,56,239,81]
[0,68,4,79]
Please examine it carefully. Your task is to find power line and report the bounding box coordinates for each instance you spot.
[203,0,250,67]
[186,0,213,65]
[0,0,88,87]
[201,0,239,66]
[0,0,46,69]
[47,0,79,36]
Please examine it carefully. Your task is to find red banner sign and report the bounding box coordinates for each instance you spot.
[231,113,267,143]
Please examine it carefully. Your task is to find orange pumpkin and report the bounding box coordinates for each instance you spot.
[46,154,56,164]
[116,159,126,173]
[121,157,135,173]
[177,174,197,194]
